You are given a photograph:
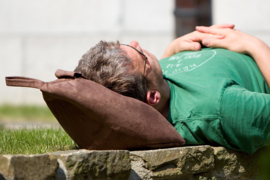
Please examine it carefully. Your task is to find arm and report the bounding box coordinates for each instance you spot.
[161,24,234,59]
[196,26,270,87]
[220,84,270,153]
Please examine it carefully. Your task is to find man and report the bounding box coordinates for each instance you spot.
[75,24,270,154]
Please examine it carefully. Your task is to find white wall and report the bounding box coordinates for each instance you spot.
[213,0,270,46]
[0,0,174,104]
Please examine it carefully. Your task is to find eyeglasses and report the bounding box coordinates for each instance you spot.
[121,44,147,73]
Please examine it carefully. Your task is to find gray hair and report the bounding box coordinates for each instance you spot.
[74,41,148,102]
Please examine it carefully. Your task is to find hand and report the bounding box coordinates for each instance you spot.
[197,25,270,88]
[195,26,256,55]
[162,24,235,58]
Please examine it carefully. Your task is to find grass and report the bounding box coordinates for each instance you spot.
[0,128,78,155]
[0,104,78,155]
[0,104,56,122]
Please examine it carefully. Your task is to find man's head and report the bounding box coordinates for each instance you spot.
[120,41,165,106]
[74,40,165,107]
[74,41,148,102]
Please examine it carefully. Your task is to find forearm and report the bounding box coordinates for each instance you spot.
[247,38,270,87]
[161,31,204,59]
[162,40,178,59]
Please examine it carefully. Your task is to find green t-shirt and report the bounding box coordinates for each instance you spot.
[159,48,270,153]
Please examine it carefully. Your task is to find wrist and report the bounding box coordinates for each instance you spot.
[246,36,266,57]
[162,39,180,58]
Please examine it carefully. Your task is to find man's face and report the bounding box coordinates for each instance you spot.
[120,41,163,89]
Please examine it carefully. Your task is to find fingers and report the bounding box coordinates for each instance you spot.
[202,39,211,47]
[188,31,219,42]
[196,26,223,35]
[193,42,201,51]
[214,34,225,39]
[196,26,213,33]
[181,42,201,51]
[211,24,235,29]
[202,38,223,48]
[193,26,225,39]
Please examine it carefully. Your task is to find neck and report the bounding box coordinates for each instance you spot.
[153,79,170,119]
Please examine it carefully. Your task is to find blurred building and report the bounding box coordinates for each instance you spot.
[1,0,270,105]
[174,0,212,37]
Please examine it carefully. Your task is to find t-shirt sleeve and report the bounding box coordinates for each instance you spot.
[220,84,270,154]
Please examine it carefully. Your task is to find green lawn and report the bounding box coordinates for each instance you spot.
[0,128,78,155]
[0,104,56,122]
[0,104,78,155]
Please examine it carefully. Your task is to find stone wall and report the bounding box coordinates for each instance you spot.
[0,145,265,180]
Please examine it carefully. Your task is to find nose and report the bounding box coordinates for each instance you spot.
[129,41,143,51]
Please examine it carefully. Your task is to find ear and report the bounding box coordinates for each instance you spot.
[146,90,161,106]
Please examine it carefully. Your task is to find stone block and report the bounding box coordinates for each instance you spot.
[51,149,131,180]
[0,154,58,180]
[130,146,215,180]
[206,146,262,180]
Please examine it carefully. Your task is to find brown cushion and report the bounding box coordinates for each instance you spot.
[5,69,185,150]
